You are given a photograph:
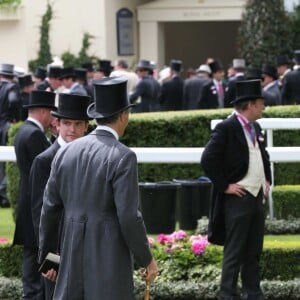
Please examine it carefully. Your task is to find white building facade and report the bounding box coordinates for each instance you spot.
[0,0,247,71]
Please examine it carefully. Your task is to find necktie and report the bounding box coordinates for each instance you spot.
[247,122,256,146]
[218,82,224,99]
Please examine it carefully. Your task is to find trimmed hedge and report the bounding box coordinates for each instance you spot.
[1,243,300,281]
[1,276,299,300]
[6,106,300,220]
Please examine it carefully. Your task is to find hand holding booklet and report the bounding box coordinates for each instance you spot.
[39,252,60,273]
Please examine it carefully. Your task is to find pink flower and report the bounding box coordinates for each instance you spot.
[165,244,183,253]
[0,238,9,244]
[148,237,155,245]
[191,240,206,255]
[171,230,187,241]
[157,234,174,245]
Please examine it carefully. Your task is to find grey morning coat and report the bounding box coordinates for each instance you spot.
[39,130,153,300]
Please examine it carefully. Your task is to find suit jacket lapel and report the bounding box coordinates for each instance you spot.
[232,114,248,147]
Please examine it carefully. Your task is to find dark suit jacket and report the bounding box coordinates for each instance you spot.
[183,76,210,109]
[223,74,245,107]
[262,82,282,106]
[30,140,60,240]
[159,76,184,111]
[198,79,219,109]
[201,114,271,245]
[129,75,161,112]
[281,69,300,104]
[13,120,51,247]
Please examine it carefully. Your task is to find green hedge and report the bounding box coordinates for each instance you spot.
[273,185,300,218]
[1,276,299,299]
[1,243,299,281]
[6,106,300,218]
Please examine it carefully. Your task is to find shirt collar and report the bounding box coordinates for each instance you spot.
[96,125,119,140]
[57,135,68,147]
[27,117,44,132]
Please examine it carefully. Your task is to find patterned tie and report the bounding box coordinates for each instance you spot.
[248,122,256,146]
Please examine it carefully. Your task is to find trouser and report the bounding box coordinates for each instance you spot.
[22,246,45,300]
[219,191,265,300]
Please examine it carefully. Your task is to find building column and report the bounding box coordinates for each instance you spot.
[139,21,165,68]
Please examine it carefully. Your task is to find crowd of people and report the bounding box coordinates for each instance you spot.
[0,51,299,299]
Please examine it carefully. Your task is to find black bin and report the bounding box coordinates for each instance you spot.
[173,178,212,230]
[139,181,180,234]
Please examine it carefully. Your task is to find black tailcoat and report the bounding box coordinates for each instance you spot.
[13,120,51,246]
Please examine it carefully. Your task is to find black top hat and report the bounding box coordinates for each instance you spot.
[97,60,113,72]
[74,68,87,81]
[0,63,15,76]
[294,50,300,64]
[51,93,91,120]
[208,60,223,73]
[47,66,62,78]
[276,55,291,67]
[87,76,135,119]
[18,74,35,89]
[23,90,57,109]
[136,59,153,70]
[34,66,47,80]
[262,64,278,79]
[60,67,75,79]
[246,66,262,80]
[170,59,182,72]
[231,79,264,104]
[81,62,94,72]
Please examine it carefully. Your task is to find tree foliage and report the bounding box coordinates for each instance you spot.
[28,3,53,71]
[289,3,300,51]
[237,0,292,67]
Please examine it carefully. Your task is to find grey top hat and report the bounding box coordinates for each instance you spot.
[87,76,135,119]
[0,63,15,76]
[23,90,57,109]
[136,59,153,70]
[51,93,91,120]
[231,79,264,104]
[232,58,246,69]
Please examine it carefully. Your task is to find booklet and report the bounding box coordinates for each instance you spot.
[38,252,60,273]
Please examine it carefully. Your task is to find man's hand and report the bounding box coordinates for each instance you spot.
[142,258,158,284]
[225,183,246,197]
[42,268,57,282]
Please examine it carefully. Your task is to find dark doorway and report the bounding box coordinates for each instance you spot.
[164,21,240,77]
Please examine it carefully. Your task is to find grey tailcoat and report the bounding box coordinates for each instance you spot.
[39,130,152,300]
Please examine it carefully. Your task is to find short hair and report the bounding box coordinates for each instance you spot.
[117,59,128,69]
[96,109,130,125]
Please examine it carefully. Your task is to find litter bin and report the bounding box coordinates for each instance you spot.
[173,178,213,230]
[139,181,181,234]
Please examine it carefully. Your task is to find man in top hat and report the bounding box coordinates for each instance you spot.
[183,64,211,110]
[37,66,62,93]
[201,79,271,300]
[129,59,161,112]
[13,90,56,300]
[38,76,158,299]
[93,59,113,80]
[224,58,246,107]
[199,59,225,109]
[281,50,300,104]
[159,59,184,111]
[30,93,91,299]
[60,67,88,96]
[261,64,281,106]
[18,74,35,120]
[276,54,291,85]
[0,63,21,207]
[34,66,47,89]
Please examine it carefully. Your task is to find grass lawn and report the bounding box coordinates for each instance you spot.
[0,207,14,240]
[0,208,299,247]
